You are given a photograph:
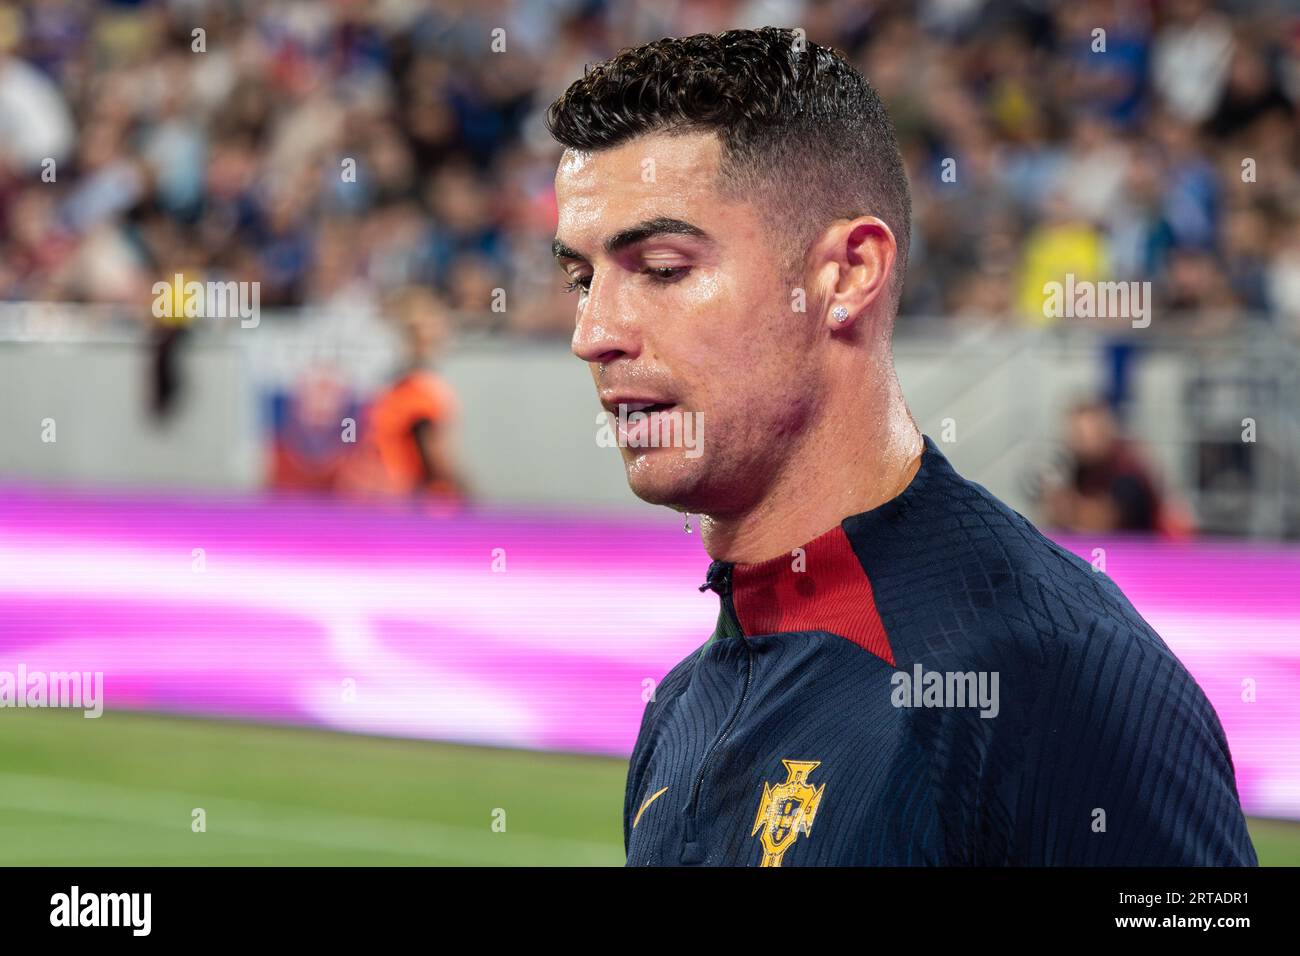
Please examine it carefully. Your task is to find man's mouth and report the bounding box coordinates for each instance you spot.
[605,398,681,448]
[599,390,677,415]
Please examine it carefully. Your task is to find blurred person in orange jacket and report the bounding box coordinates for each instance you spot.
[341,286,470,502]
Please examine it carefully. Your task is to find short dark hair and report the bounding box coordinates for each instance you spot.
[546,27,911,310]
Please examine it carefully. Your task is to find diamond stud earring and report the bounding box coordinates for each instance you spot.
[832,306,849,323]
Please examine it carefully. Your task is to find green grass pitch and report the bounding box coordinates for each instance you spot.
[1,709,1295,866]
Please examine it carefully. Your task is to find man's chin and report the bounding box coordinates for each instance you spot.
[623,451,702,509]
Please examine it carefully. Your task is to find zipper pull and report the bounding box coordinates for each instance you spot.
[698,561,732,596]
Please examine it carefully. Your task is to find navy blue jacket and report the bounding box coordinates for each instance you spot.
[624,437,1257,866]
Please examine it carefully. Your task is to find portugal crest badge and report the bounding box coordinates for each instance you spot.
[751,759,825,867]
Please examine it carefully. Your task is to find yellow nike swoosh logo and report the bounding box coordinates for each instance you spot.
[632,786,669,829]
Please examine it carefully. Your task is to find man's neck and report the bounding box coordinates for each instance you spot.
[699,372,923,564]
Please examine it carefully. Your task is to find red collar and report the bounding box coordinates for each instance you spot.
[708,524,894,665]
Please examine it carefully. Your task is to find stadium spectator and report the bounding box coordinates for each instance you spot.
[267,363,361,492]
[1042,398,1191,537]
[338,285,469,502]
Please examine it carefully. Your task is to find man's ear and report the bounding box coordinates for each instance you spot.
[816,216,897,331]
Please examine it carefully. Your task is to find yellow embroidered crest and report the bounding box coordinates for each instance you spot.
[751,760,825,866]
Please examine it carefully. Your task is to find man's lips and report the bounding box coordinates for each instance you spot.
[598,394,677,416]
[600,395,681,448]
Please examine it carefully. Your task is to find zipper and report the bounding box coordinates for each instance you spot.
[699,561,743,640]
[682,563,754,863]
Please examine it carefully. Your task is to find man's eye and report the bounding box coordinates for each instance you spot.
[644,266,689,283]
[563,275,592,294]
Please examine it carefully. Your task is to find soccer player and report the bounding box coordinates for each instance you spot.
[547,28,1257,866]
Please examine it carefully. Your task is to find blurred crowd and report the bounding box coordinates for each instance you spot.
[1,0,1299,339]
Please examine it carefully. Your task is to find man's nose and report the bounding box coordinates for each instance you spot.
[570,272,640,367]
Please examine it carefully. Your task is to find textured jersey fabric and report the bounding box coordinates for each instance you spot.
[624,436,1257,866]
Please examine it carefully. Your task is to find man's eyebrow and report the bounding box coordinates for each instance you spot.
[604,217,710,254]
[552,238,583,261]
[551,216,711,263]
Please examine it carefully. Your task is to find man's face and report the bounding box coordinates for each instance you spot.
[554,131,824,516]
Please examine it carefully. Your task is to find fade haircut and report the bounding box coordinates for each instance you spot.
[546,27,911,312]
